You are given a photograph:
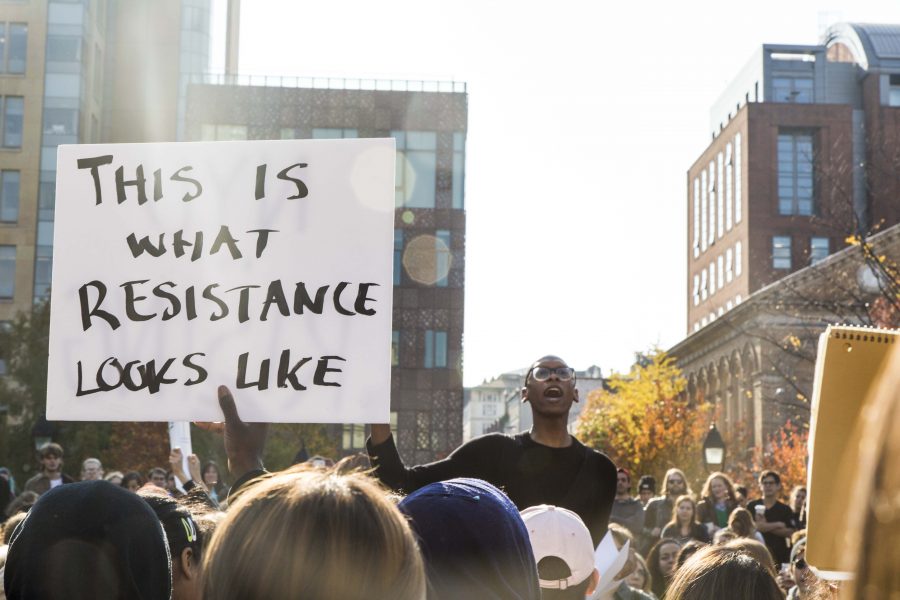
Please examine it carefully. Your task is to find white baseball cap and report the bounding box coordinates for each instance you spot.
[520,504,595,590]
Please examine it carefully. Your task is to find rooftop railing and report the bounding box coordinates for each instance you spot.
[187,73,466,93]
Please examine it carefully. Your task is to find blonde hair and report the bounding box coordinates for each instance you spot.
[201,465,425,600]
[662,468,693,497]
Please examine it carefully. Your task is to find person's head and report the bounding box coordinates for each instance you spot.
[701,472,735,504]
[140,491,204,600]
[4,480,171,600]
[662,468,691,497]
[713,528,738,544]
[758,470,782,500]
[202,465,425,600]
[669,495,698,528]
[147,467,167,489]
[201,462,221,487]
[675,540,708,570]
[724,538,776,577]
[37,443,63,475]
[665,544,783,600]
[734,485,749,507]
[647,538,681,597]
[80,458,103,481]
[616,468,631,497]
[2,512,27,545]
[625,551,653,593]
[165,471,179,493]
[727,508,756,538]
[4,491,38,518]
[520,505,598,600]
[104,471,123,486]
[638,475,656,505]
[121,471,144,492]
[789,537,815,594]
[400,478,540,600]
[521,356,578,421]
[790,485,806,513]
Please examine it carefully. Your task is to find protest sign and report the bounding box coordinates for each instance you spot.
[47,139,395,423]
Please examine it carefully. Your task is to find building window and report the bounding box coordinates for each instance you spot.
[2,97,23,148]
[735,294,742,304]
[734,133,743,223]
[810,237,829,264]
[700,269,708,301]
[726,300,733,311]
[725,247,733,283]
[692,177,700,258]
[0,23,27,74]
[0,245,14,299]
[692,274,700,306]
[199,124,247,141]
[342,424,366,450]
[890,75,900,107]
[694,323,700,332]
[0,170,19,223]
[717,255,724,289]
[452,132,465,209]
[716,152,724,238]
[725,143,733,231]
[701,316,708,327]
[393,131,436,208]
[707,161,716,246]
[709,263,716,295]
[772,75,814,103]
[435,230,451,287]
[484,403,497,417]
[393,229,403,285]
[33,222,53,301]
[773,236,792,269]
[312,128,358,139]
[735,241,743,276]
[777,132,814,215]
[424,330,448,368]
[391,330,400,366]
[700,170,708,252]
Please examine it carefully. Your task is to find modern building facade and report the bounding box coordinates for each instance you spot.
[687,24,900,335]
[183,78,468,463]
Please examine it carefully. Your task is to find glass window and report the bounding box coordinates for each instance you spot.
[452,132,465,209]
[810,237,829,264]
[33,224,53,301]
[393,229,403,285]
[424,330,448,368]
[484,403,497,417]
[700,170,708,252]
[700,269,708,301]
[772,76,814,103]
[890,74,900,107]
[312,128,358,139]
[3,97,23,148]
[717,255,724,289]
[0,170,19,222]
[0,25,5,72]
[716,152,724,238]
[692,274,700,306]
[725,143,733,230]
[7,23,26,74]
[709,263,716,294]
[725,248,733,282]
[773,236,792,269]
[44,74,81,98]
[707,162,716,246]
[200,124,247,141]
[435,230,451,287]
[778,132,815,216]
[692,177,700,257]
[47,35,82,63]
[342,424,366,450]
[43,107,79,136]
[735,133,743,223]
[735,241,743,276]
[393,130,436,208]
[416,411,430,450]
[391,330,400,366]
[0,245,15,299]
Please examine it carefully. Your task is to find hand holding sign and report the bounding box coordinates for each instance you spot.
[195,386,268,478]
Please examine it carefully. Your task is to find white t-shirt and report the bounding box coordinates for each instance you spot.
[49,477,63,489]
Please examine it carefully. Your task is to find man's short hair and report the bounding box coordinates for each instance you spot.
[758,470,781,485]
[520,505,594,595]
[147,467,167,480]
[38,443,63,459]
[617,468,630,482]
[82,458,102,469]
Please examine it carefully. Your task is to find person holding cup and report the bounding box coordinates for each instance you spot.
[747,470,796,566]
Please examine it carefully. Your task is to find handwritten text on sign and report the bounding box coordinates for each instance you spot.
[47,139,395,423]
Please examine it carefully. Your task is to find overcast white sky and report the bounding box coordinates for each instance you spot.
[217,1,900,386]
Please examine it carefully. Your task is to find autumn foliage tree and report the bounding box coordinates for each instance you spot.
[729,419,809,497]
[575,349,714,488]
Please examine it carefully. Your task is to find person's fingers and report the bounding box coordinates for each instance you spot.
[217,385,243,426]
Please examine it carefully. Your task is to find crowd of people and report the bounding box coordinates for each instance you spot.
[0,355,894,598]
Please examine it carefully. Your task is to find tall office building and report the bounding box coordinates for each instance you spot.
[0,0,212,325]
[687,23,900,335]
[183,78,468,462]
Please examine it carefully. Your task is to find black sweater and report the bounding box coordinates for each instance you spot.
[367,432,617,546]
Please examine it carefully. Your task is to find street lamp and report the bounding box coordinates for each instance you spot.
[31,416,54,451]
[703,423,725,471]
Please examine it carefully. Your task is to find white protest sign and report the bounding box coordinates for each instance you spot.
[47,139,395,423]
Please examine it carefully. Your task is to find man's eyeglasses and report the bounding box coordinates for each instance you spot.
[529,367,576,382]
[762,480,779,486]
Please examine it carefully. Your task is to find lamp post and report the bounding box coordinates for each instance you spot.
[703,423,725,472]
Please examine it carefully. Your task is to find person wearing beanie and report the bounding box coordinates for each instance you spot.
[399,478,541,600]
[4,480,171,600]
